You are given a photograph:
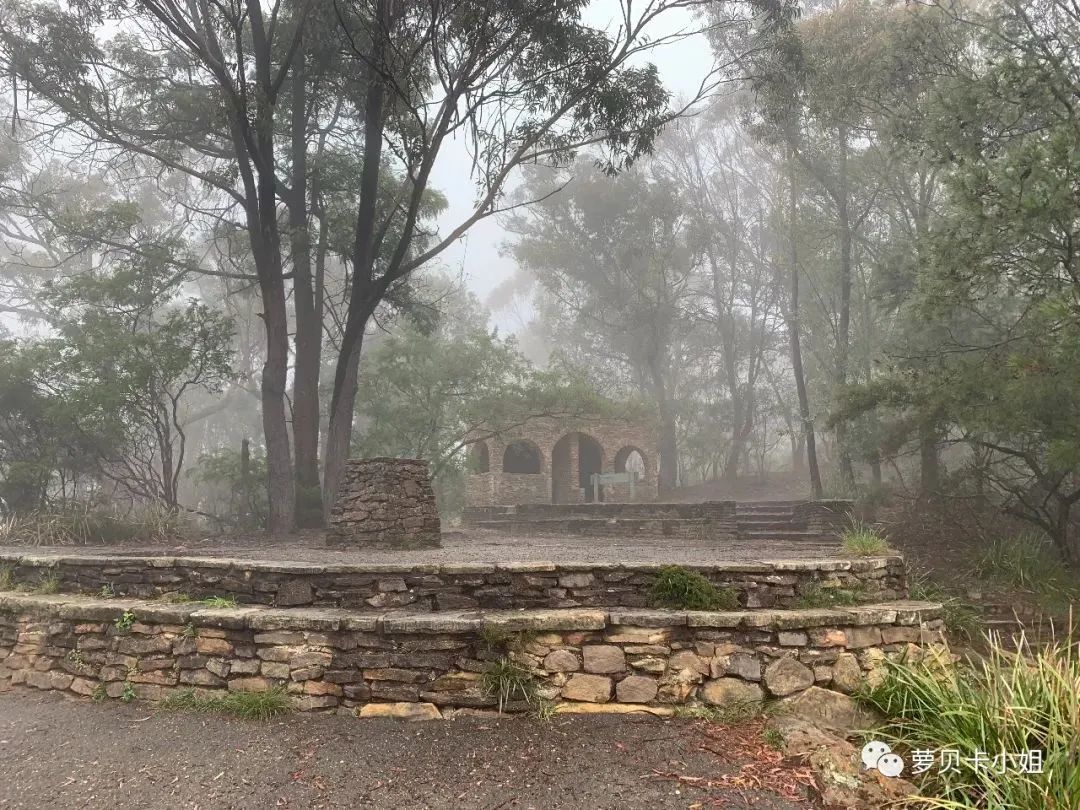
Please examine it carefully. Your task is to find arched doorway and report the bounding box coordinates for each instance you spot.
[614,446,647,479]
[551,432,605,503]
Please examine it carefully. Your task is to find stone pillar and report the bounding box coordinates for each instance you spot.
[327,458,441,549]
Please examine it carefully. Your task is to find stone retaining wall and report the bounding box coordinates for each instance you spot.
[328,458,440,549]
[0,593,943,716]
[0,554,906,611]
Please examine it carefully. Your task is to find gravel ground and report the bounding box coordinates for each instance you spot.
[0,690,814,809]
[2,529,846,567]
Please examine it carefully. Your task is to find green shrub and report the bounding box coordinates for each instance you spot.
[160,687,293,720]
[859,634,1080,808]
[114,609,135,634]
[840,519,892,556]
[649,566,739,610]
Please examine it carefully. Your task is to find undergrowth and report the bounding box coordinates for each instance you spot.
[974,531,1078,614]
[858,631,1080,808]
[160,687,293,720]
[649,566,739,610]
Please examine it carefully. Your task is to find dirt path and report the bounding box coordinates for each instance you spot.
[0,690,815,809]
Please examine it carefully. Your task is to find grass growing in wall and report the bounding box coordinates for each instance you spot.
[200,595,239,609]
[480,657,538,713]
[793,583,865,609]
[160,687,293,720]
[649,566,739,611]
[859,633,1080,808]
[840,519,892,556]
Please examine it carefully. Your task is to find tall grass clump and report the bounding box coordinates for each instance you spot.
[840,518,892,557]
[480,657,538,713]
[160,687,292,720]
[975,531,1078,612]
[908,570,983,641]
[0,502,190,546]
[860,632,1080,808]
[649,565,739,610]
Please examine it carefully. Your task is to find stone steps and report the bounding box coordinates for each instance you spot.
[0,590,946,716]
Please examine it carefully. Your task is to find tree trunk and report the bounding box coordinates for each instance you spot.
[786,154,822,499]
[835,124,855,491]
[918,423,940,499]
[288,47,325,528]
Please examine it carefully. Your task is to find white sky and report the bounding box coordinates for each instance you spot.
[427,2,716,332]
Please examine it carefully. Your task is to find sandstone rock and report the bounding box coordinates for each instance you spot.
[778,631,808,646]
[764,656,814,697]
[357,701,442,720]
[582,645,625,674]
[616,675,658,703]
[781,686,879,734]
[845,627,882,649]
[276,580,313,607]
[700,677,764,707]
[668,650,709,677]
[831,653,863,694]
[543,649,580,673]
[561,674,612,703]
[553,702,673,717]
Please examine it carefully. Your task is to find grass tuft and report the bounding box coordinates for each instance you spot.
[793,582,864,609]
[480,657,538,713]
[840,519,892,556]
[160,687,293,720]
[649,566,739,611]
[908,570,983,641]
[858,630,1080,808]
[199,595,238,609]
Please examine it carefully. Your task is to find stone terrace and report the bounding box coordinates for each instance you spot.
[0,591,944,715]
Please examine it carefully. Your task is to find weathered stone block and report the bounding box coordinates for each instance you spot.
[582,645,625,674]
[615,675,658,703]
[562,673,612,703]
[701,678,764,707]
[763,657,814,697]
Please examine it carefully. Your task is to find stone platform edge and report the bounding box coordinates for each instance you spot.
[1,591,944,715]
[0,551,907,611]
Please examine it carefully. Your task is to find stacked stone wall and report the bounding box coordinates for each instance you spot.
[0,554,906,612]
[328,458,440,548]
[0,592,944,716]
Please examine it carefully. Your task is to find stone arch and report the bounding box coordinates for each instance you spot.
[551,432,606,503]
[467,441,490,473]
[614,446,648,479]
[502,440,542,474]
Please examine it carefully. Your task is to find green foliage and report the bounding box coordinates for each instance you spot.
[860,636,1080,808]
[975,532,1079,613]
[160,687,293,720]
[648,566,739,611]
[92,682,107,702]
[199,595,238,609]
[840,520,891,557]
[0,564,13,590]
[187,447,267,530]
[114,610,135,634]
[480,657,539,713]
[34,571,60,594]
[793,583,863,609]
[908,572,982,641]
[98,583,115,599]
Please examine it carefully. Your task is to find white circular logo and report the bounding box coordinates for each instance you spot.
[877,752,905,778]
[861,740,892,770]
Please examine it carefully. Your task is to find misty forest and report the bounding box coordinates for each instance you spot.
[1,1,1079,598]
